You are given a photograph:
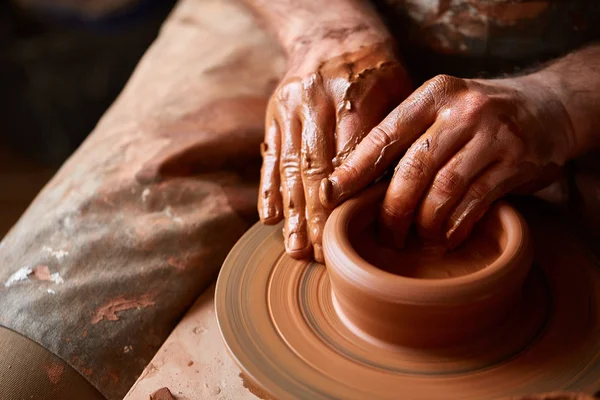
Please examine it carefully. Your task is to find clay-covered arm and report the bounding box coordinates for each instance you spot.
[321,42,600,250]
[240,0,391,54]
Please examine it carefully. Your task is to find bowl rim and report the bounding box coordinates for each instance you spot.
[323,184,532,305]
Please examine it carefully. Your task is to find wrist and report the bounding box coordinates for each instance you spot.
[280,18,391,56]
[501,72,579,162]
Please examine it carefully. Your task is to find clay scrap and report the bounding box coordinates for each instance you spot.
[149,387,176,400]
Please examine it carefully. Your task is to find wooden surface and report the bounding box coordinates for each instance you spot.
[123,284,258,400]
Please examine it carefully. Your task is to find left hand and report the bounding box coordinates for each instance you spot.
[321,74,575,248]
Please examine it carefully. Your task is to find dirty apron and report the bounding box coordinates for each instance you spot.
[0,0,285,398]
[0,0,599,399]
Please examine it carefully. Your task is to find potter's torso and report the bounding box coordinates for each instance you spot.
[373,0,600,80]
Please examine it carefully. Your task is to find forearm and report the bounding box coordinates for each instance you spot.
[525,43,600,159]
[240,0,391,54]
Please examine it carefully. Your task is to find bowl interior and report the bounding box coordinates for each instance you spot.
[347,203,507,280]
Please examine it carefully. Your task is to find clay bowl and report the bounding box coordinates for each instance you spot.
[323,183,533,349]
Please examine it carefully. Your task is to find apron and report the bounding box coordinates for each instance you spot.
[0,0,284,397]
[374,0,600,81]
[0,0,598,399]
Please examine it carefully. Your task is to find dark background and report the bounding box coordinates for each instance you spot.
[0,0,176,236]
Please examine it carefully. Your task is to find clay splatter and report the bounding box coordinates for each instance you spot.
[192,326,206,334]
[33,265,51,280]
[6,265,65,287]
[91,294,155,324]
[149,387,176,400]
[42,246,69,261]
[33,265,65,284]
[45,362,65,385]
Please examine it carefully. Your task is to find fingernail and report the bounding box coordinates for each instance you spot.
[319,178,338,207]
[261,204,279,223]
[287,233,305,252]
[445,224,462,250]
[262,205,272,219]
[314,243,324,263]
[268,205,278,219]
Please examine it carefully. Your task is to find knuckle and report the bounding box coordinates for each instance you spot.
[302,163,329,180]
[397,155,429,182]
[432,169,465,197]
[468,180,491,200]
[426,74,460,95]
[369,125,396,148]
[336,161,361,184]
[280,155,301,178]
[275,80,303,104]
[462,92,492,118]
[301,72,322,93]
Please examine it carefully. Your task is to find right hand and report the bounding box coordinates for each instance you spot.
[258,30,412,262]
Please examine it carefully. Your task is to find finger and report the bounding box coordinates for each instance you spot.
[280,111,312,259]
[332,70,403,168]
[445,164,525,249]
[301,102,335,262]
[378,119,471,248]
[416,132,502,240]
[321,75,461,208]
[333,111,370,168]
[258,108,283,224]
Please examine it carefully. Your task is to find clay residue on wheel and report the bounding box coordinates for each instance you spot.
[239,372,275,400]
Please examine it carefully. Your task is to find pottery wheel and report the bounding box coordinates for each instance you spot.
[216,218,600,400]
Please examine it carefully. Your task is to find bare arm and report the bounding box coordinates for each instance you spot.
[241,0,391,55]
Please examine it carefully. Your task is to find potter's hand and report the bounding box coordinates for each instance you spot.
[258,36,411,261]
[322,74,575,248]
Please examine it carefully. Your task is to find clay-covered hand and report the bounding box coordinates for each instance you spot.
[321,74,575,248]
[258,36,411,261]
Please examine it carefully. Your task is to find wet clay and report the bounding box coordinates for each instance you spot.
[351,218,500,279]
[323,183,532,347]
